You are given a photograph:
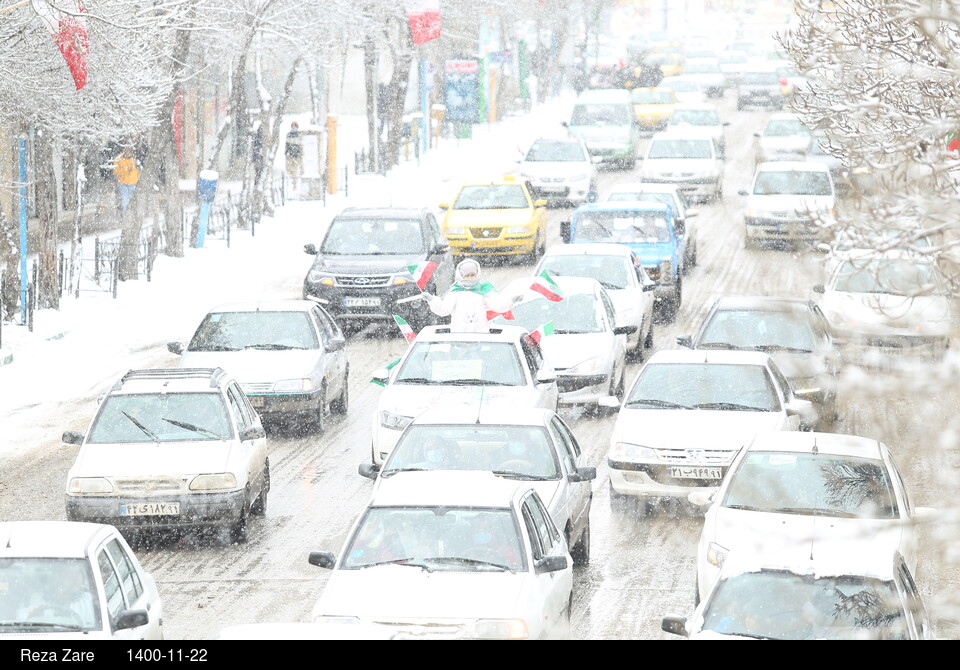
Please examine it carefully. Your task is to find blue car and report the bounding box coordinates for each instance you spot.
[561,202,683,322]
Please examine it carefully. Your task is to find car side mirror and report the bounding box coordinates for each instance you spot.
[115,609,150,632]
[642,282,657,292]
[560,221,571,244]
[676,334,693,348]
[597,396,621,409]
[371,368,389,386]
[358,462,380,480]
[687,490,714,508]
[308,551,337,570]
[586,190,599,202]
[239,426,266,441]
[167,341,184,355]
[560,121,569,128]
[591,156,603,164]
[569,466,597,483]
[535,554,568,574]
[304,243,318,255]
[535,369,556,385]
[661,615,689,637]
[438,203,449,210]
[813,284,825,294]
[674,220,686,235]
[534,199,548,208]
[62,431,84,445]
[613,325,637,336]
[723,121,731,126]
[753,132,761,138]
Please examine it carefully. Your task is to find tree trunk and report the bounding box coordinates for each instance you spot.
[260,57,302,216]
[1,205,18,321]
[383,47,412,170]
[364,36,378,173]
[34,129,60,309]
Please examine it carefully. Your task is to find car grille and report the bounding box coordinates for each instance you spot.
[469,227,503,240]
[337,275,391,287]
[241,382,274,394]
[114,478,184,493]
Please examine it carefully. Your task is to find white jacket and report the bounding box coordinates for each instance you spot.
[427,283,515,333]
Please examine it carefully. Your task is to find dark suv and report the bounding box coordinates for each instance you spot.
[303,207,454,331]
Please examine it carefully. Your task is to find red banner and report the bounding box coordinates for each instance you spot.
[405,0,441,46]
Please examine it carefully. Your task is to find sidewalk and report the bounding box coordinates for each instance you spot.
[0,93,576,460]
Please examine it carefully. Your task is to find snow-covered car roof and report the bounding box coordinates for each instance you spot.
[743,430,884,460]
[755,160,830,173]
[205,299,318,314]
[368,470,534,508]
[405,405,556,427]
[0,521,115,559]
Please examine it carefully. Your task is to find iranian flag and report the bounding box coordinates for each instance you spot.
[525,322,555,347]
[370,357,402,387]
[393,315,417,343]
[530,269,564,302]
[406,261,438,290]
[405,0,441,46]
[32,0,89,90]
[487,308,515,321]
[949,131,960,153]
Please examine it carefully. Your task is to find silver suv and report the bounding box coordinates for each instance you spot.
[63,367,269,543]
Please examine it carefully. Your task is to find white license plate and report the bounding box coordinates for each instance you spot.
[668,467,722,480]
[539,185,565,192]
[343,297,381,307]
[120,502,181,517]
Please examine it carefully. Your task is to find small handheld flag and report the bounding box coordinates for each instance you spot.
[487,309,515,321]
[530,270,564,302]
[406,261,438,291]
[393,315,417,343]
[524,321,555,347]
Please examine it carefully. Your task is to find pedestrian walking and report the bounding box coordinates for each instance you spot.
[285,121,303,196]
[113,144,140,219]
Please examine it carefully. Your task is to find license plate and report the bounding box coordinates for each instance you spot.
[343,297,381,307]
[120,502,180,516]
[668,467,722,480]
[539,185,565,191]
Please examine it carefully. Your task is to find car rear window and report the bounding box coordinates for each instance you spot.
[321,217,424,255]
[572,211,672,244]
[395,341,526,386]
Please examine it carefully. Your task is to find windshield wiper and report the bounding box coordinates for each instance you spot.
[122,411,159,442]
[380,467,429,477]
[193,345,239,352]
[358,558,430,571]
[722,504,763,512]
[752,344,813,354]
[697,341,747,350]
[394,377,434,385]
[441,378,514,386]
[424,557,512,572]
[766,507,859,518]
[161,417,226,439]
[0,622,85,630]
[491,470,557,481]
[624,398,692,409]
[694,402,767,412]
[244,343,303,350]
[597,280,623,290]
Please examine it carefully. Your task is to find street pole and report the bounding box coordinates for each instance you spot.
[420,57,429,156]
[18,137,27,326]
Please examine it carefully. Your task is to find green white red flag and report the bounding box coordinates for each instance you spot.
[393,315,417,343]
[530,269,564,302]
[949,131,960,153]
[31,0,88,90]
[370,357,402,387]
[525,321,555,347]
[487,308,515,321]
[406,261,438,290]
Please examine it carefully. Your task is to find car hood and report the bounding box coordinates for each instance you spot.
[312,254,425,275]
[758,136,811,152]
[315,569,527,620]
[613,409,787,450]
[746,194,834,214]
[821,291,952,333]
[519,162,591,178]
[381,385,542,418]
[540,332,615,370]
[641,158,719,174]
[73,441,233,476]
[445,210,533,226]
[180,350,321,384]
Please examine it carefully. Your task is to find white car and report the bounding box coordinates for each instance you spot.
[663,551,932,640]
[516,136,600,207]
[814,251,954,360]
[659,75,706,104]
[63,367,269,543]
[640,130,724,203]
[168,300,349,434]
[359,405,596,565]
[308,471,573,640]
[605,349,813,515]
[0,521,164,640]
[533,243,656,360]
[753,112,812,164]
[603,182,700,272]
[741,161,836,249]
[495,275,632,408]
[666,103,729,158]
[369,325,559,466]
[691,431,935,603]
[678,58,726,98]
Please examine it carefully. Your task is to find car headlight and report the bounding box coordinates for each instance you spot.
[445,227,467,235]
[567,355,605,374]
[68,477,114,494]
[190,473,239,491]
[380,410,414,431]
[609,441,657,461]
[307,270,335,286]
[569,173,588,182]
[659,260,672,284]
[508,225,533,234]
[473,619,529,640]
[273,378,315,393]
[706,542,728,569]
[391,276,410,286]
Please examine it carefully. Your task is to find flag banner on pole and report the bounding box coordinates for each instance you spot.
[524,321,555,347]
[393,315,417,343]
[406,261,438,291]
[949,131,960,153]
[405,0,441,46]
[487,308,515,321]
[530,269,564,302]
[370,357,402,386]
[31,0,89,90]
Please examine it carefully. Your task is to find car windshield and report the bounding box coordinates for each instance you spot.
[742,72,779,85]
[721,451,898,518]
[632,90,674,104]
[753,171,831,196]
[671,110,719,125]
[701,571,909,640]
[763,119,809,137]
[538,254,631,289]
[572,211,672,244]
[647,139,713,159]
[394,341,526,386]
[321,217,424,255]
[700,309,819,352]
[525,141,586,162]
[188,311,319,352]
[624,363,780,411]
[570,103,632,126]
[87,392,231,443]
[453,185,528,210]
[500,292,606,334]
[833,258,942,295]
[0,558,101,632]
[341,507,526,572]
[384,425,560,478]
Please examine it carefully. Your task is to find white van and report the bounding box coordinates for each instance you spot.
[565,89,640,169]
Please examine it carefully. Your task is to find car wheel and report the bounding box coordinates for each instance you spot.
[313,384,327,435]
[251,462,269,516]
[229,507,249,543]
[570,520,591,567]
[627,326,645,362]
[330,369,349,415]
[689,240,698,267]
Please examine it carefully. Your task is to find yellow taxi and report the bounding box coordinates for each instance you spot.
[631,87,678,131]
[439,176,548,261]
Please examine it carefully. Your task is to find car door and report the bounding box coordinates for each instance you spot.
[599,287,626,376]
[99,536,162,639]
[520,493,571,638]
[226,382,266,498]
[312,306,346,399]
[764,361,802,430]
[548,415,591,544]
[631,251,656,329]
